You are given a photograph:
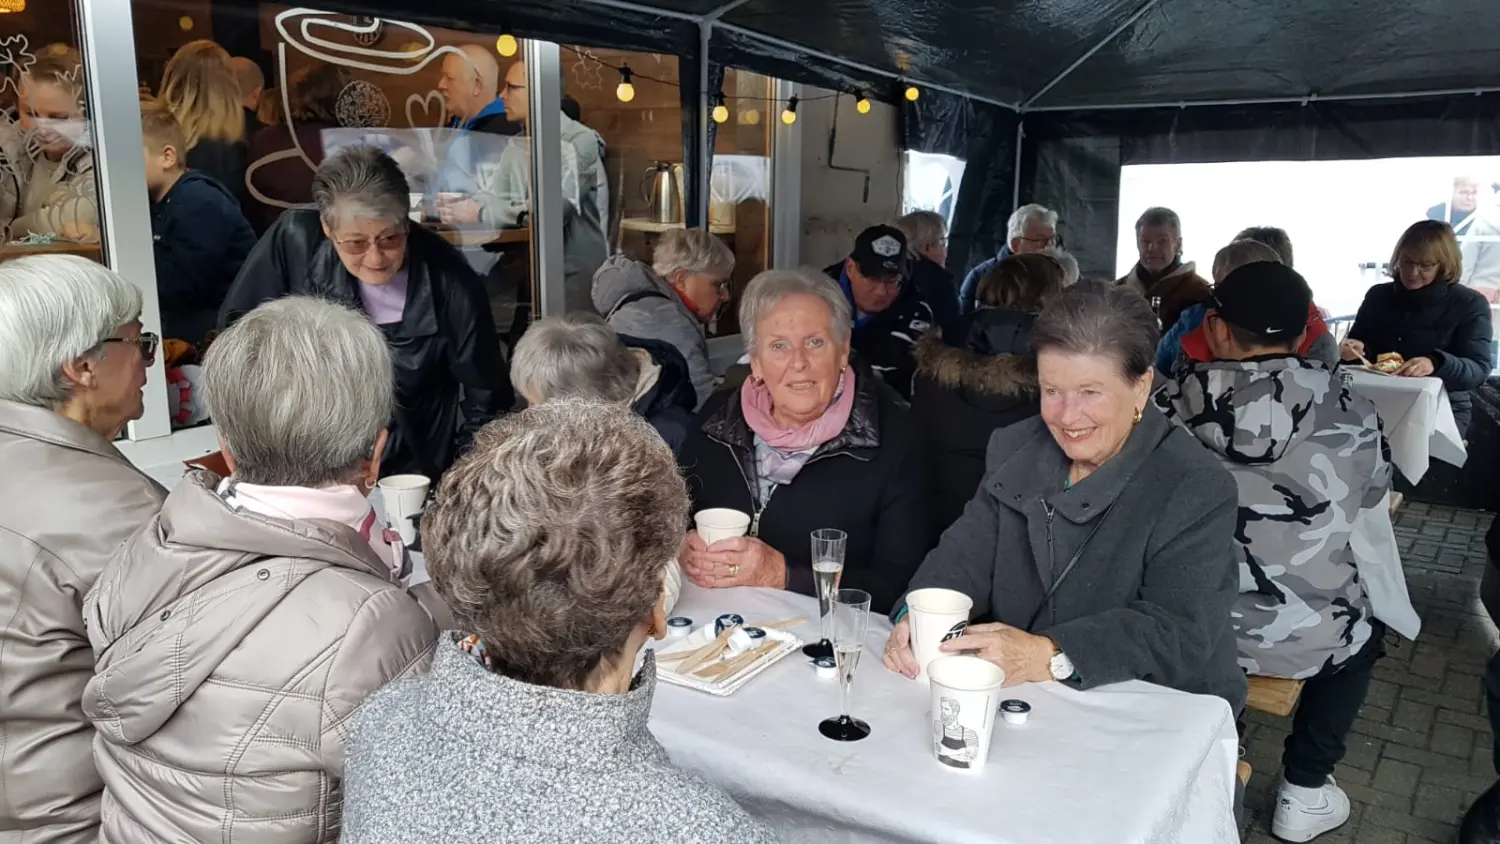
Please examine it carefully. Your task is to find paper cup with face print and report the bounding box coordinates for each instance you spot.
[906,588,974,684]
[928,655,1005,772]
[378,474,431,545]
[694,508,751,546]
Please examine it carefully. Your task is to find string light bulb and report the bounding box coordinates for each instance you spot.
[496,32,518,58]
[780,96,799,125]
[855,93,871,114]
[905,84,920,102]
[615,65,636,103]
[711,93,729,124]
[742,108,761,125]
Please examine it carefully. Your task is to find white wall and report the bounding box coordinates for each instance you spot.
[797,86,904,268]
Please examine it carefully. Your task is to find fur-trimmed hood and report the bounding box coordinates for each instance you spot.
[914,331,1037,397]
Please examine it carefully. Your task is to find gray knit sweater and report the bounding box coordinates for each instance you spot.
[342,633,777,843]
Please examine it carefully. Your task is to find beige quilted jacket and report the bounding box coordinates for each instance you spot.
[82,471,438,843]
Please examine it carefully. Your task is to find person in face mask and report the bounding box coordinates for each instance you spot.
[1,49,100,242]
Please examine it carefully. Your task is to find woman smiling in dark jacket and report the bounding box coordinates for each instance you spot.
[220,146,508,479]
[912,253,1063,538]
[1342,220,1493,435]
[678,268,930,615]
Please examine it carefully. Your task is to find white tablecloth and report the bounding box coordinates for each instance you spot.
[646,585,1240,844]
[1346,369,1467,482]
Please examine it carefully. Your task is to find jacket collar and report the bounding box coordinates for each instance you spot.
[430,633,658,769]
[989,408,1174,524]
[703,358,882,454]
[913,329,1037,398]
[298,211,440,339]
[0,398,139,468]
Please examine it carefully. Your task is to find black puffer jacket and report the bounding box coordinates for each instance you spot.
[912,308,1041,540]
[620,334,697,456]
[219,209,509,479]
[1349,279,1494,435]
[679,358,931,614]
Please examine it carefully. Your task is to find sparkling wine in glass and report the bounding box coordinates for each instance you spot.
[803,529,847,659]
[819,588,872,742]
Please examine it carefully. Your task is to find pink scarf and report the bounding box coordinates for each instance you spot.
[740,367,856,452]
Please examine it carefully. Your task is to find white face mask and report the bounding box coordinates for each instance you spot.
[31,117,90,149]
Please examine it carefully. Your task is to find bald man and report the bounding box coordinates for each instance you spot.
[439,44,515,135]
[229,57,264,135]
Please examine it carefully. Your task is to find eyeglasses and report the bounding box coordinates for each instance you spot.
[1397,258,1439,272]
[330,228,408,256]
[103,332,158,362]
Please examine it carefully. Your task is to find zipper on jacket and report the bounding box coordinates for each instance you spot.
[1042,497,1057,571]
[716,441,866,538]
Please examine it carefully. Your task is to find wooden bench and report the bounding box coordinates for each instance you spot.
[1246,675,1304,717]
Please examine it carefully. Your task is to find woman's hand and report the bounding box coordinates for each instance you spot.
[939,622,1055,686]
[437,195,481,225]
[680,532,787,590]
[1339,338,1366,362]
[1395,356,1436,378]
[882,617,921,678]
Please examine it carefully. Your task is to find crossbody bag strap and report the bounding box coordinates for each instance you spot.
[1025,501,1117,632]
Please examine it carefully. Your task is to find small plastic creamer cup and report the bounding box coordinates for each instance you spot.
[695,508,751,545]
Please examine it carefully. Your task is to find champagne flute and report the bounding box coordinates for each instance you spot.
[818,588,872,742]
[802,528,846,659]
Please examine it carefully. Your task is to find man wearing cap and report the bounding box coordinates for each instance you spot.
[1155,261,1400,843]
[824,225,934,399]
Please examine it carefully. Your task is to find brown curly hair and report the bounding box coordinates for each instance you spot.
[421,400,688,690]
[976,253,1066,313]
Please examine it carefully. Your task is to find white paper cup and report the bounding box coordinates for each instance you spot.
[907,587,974,684]
[694,508,751,545]
[378,474,431,545]
[928,655,1005,772]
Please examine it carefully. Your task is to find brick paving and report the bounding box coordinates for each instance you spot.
[1240,502,1497,843]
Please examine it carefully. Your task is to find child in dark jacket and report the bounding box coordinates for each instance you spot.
[141,98,256,348]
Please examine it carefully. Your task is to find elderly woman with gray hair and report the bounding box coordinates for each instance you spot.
[0,255,165,844]
[894,209,959,328]
[678,268,930,615]
[593,228,735,409]
[341,400,775,843]
[83,296,440,844]
[882,281,1246,713]
[512,312,697,453]
[220,144,508,479]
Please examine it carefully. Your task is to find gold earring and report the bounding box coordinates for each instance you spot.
[1133,407,1144,425]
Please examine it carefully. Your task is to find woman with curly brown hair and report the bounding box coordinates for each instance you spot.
[341,400,775,843]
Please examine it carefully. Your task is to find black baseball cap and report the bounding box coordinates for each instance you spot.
[850,225,910,278]
[1210,261,1312,339]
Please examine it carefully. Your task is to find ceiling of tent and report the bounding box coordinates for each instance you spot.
[592,0,1500,110]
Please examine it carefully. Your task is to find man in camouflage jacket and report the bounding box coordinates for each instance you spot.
[1156,261,1391,843]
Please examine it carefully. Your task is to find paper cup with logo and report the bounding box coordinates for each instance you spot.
[694,508,751,545]
[928,655,1004,772]
[906,587,974,684]
[378,474,431,545]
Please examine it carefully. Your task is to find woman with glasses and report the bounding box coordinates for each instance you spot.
[592,228,734,410]
[221,144,509,478]
[1341,220,1494,435]
[0,255,166,843]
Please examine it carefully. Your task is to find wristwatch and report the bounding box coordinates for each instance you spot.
[1049,649,1075,682]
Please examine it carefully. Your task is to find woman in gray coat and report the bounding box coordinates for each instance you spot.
[592,227,735,409]
[0,256,165,844]
[882,281,1246,712]
[342,400,775,844]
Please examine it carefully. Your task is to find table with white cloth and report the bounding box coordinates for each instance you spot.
[641,584,1240,844]
[1345,369,1467,483]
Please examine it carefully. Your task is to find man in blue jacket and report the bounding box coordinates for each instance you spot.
[824,225,933,399]
[141,99,255,348]
[958,203,1058,314]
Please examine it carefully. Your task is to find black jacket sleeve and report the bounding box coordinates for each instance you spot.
[218,213,297,328]
[1432,290,1494,392]
[436,252,510,450]
[1345,287,1379,355]
[849,421,933,615]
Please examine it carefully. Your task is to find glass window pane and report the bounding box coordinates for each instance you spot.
[1,3,105,265]
[710,67,773,337]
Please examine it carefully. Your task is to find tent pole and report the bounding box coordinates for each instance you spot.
[697,20,713,226]
[1025,85,1500,113]
[711,21,1018,110]
[1011,119,1024,210]
[568,0,703,22]
[705,0,754,19]
[1021,0,1162,110]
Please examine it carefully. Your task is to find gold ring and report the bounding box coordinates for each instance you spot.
[729,565,740,577]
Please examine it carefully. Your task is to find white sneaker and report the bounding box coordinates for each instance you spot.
[1272,778,1351,842]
